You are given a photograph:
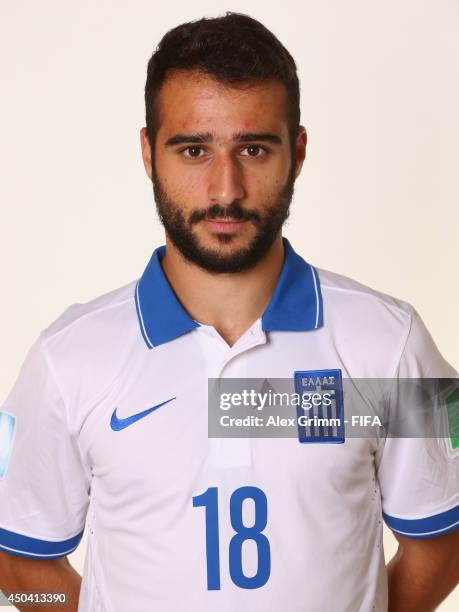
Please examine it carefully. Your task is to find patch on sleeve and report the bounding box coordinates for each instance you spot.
[0,411,16,479]
[446,388,459,451]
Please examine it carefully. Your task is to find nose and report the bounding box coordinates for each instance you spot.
[207,155,245,205]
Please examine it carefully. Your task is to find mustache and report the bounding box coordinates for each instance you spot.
[189,202,261,225]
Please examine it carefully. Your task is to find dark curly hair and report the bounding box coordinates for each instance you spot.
[144,12,300,152]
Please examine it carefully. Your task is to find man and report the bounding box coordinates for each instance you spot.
[0,12,458,612]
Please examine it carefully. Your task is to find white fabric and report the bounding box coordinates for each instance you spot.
[0,268,457,612]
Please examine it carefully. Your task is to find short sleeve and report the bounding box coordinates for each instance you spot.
[376,308,459,539]
[0,334,90,558]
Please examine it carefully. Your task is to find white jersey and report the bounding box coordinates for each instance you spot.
[0,237,457,611]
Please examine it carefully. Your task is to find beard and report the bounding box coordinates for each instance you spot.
[151,163,296,274]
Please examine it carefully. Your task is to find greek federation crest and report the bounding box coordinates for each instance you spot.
[294,369,345,443]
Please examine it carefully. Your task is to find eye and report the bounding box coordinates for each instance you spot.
[181,146,205,159]
[240,145,268,158]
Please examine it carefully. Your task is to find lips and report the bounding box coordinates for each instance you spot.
[204,219,247,233]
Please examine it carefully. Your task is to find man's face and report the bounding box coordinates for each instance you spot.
[140,70,306,273]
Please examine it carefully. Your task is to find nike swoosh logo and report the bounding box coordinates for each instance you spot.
[110,397,176,431]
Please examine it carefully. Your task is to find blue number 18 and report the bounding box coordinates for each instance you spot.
[192,486,271,590]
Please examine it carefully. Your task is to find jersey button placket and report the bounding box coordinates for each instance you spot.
[208,323,267,469]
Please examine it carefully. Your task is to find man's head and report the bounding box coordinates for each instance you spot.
[140,12,306,273]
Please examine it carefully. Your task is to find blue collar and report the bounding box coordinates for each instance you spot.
[135,237,323,348]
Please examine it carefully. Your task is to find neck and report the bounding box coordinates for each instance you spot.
[161,235,285,347]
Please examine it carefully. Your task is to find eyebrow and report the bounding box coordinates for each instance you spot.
[164,132,283,147]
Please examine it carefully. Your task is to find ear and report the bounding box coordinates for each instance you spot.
[294,126,307,178]
[140,127,153,180]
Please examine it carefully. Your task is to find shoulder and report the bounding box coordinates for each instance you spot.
[315,267,456,376]
[41,280,138,346]
[316,266,415,336]
[39,280,140,386]
[35,280,142,415]
[315,267,418,376]
[317,267,412,320]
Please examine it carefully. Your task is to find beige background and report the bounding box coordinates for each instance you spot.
[1,0,457,609]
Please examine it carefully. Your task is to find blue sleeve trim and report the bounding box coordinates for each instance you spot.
[383,504,459,539]
[0,526,84,558]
